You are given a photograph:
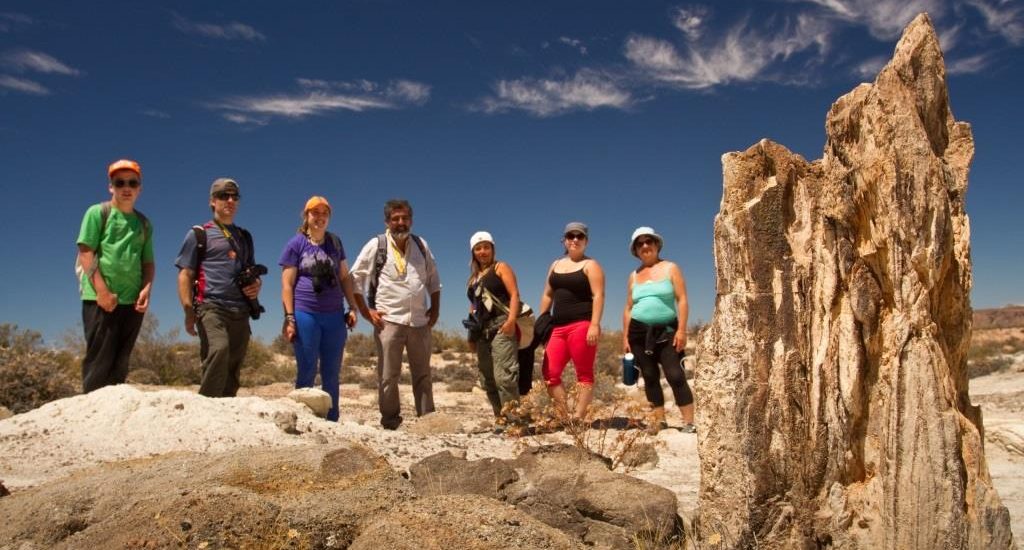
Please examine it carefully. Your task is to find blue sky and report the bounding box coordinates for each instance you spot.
[1,0,1022,345]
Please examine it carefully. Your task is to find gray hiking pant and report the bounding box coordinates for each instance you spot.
[475,314,520,416]
[197,304,250,397]
[375,322,434,428]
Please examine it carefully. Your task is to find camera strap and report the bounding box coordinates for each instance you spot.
[213,220,253,266]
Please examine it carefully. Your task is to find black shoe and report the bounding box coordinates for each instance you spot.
[381,416,404,430]
[680,423,696,434]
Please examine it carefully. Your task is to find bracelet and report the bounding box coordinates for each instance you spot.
[284,313,296,323]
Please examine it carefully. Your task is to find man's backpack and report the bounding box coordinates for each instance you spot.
[187,222,255,306]
[367,233,428,309]
[75,201,151,294]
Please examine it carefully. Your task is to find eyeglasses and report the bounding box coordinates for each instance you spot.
[112,178,140,189]
[214,192,241,201]
[564,232,587,241]
[635,238,657,247]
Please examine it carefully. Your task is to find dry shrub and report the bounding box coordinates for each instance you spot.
[0,324,79,413]
[432,328,473,353]
[505,374,658,472]
[967,337,1023,378]
[345,333,377,361]
[446,379,476,393]
[243,338,294,386]
[434,362,478,384]
[128,316,201,385]
[270,332,294,357]
[347,365,378,389]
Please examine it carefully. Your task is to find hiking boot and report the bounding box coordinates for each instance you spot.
[680,423,696,434]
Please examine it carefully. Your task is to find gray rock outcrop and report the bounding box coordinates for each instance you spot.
[0,443,415,549]
[409,444,682,549]
[694,13,1013,549]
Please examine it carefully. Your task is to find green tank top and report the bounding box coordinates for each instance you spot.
[630,278,676,325]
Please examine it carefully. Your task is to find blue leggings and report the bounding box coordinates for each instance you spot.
[293,310,347,421]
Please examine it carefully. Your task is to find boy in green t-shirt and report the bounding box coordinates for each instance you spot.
[76,159,155,393]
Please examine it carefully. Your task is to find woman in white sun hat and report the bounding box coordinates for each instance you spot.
[622,226,695,434]
[465,231,525,425]
[538,222,605,424]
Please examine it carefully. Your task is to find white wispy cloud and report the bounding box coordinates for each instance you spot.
[966,0,1024,45]
[3,49,80,76]
[0,74,48,95]
[946,53,991,74]
[213,78,431,123]
[0,12,32,32]
[478,69,632,117]
[141,109,171,119]
[222,113,269,126]
[558,36,588,55]
[625,14,831,89]
[387,80,431,104]
[672,6,710,41]
[852,55,887,79]
[937,23,962,52]
[172,13,266,42]
[801,0,946,40]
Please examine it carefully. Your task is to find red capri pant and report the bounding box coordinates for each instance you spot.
[542,319,596,386]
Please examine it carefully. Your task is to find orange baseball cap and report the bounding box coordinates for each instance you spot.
[108,159,141,178]
[304,196,331,213]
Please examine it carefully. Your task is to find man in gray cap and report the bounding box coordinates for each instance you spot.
[175,178,263,397]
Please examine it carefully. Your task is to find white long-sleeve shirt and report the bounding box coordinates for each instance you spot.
[351,234,441,327]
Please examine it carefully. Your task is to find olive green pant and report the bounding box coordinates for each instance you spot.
[197,304,251,397]
[475,314,520,417]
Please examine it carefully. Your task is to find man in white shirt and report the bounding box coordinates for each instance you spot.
[351,199,441,429]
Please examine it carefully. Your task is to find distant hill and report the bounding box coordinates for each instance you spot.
[973,306,1024,330]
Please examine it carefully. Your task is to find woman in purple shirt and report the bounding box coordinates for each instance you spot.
[279,196,358,421]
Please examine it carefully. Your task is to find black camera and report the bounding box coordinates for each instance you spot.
[235,264,268,320]
[309,259,337,294]
[462,315,484,344]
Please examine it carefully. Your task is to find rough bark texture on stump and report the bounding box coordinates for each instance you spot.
[694,13,1013,549]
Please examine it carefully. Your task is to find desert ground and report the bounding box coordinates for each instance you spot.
[1,347,1021,545]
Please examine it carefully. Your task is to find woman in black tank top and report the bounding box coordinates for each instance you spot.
[537,222,605,423]
[466,231,524,426]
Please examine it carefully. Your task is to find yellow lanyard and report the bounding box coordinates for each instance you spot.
[387,231,408,276]
[214,221,243,262]
[214,221,234,242]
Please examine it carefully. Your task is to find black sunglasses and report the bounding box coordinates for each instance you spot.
[635,237,657,247]
[112,178,140,189]
[564,232,587,241]
[214,192,241,201]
